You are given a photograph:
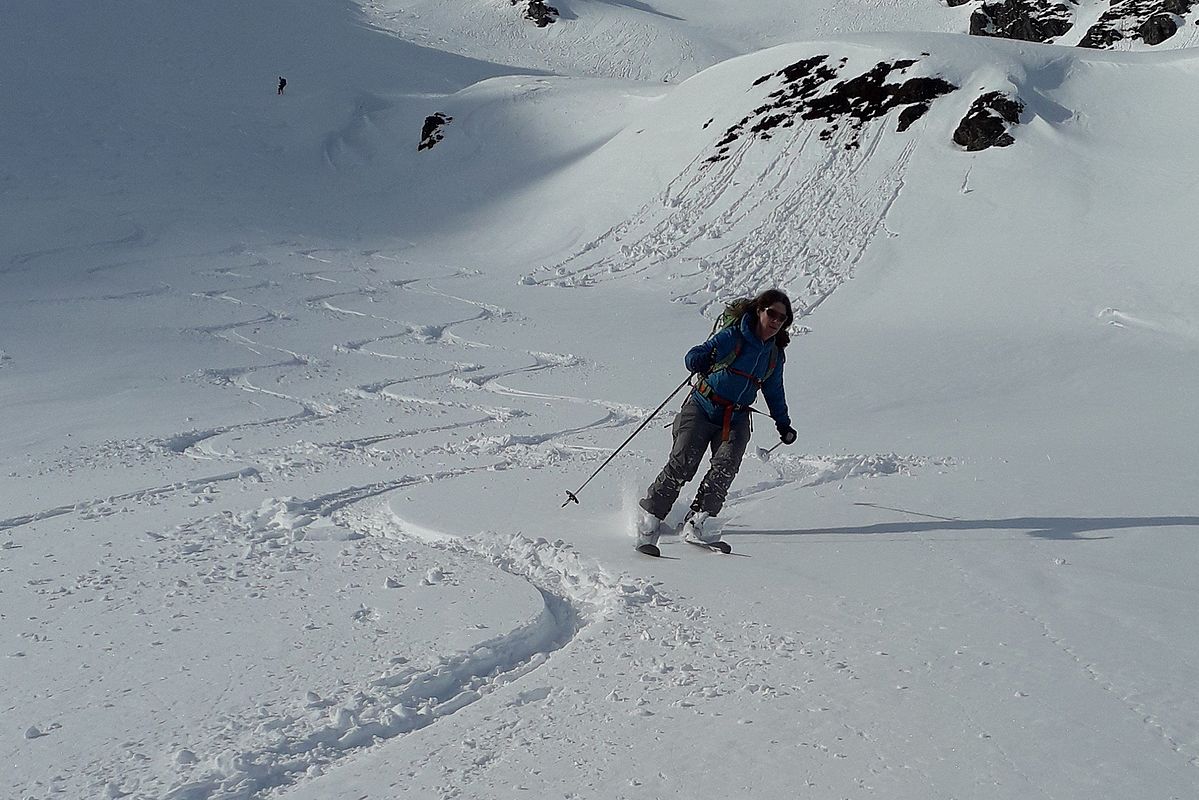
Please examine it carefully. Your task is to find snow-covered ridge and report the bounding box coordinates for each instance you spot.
[518,38,1034,307]
[361,0,1199,86]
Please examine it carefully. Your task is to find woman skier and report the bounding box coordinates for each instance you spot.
[635,289,797,555]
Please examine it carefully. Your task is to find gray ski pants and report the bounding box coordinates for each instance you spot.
[640,397,751,520]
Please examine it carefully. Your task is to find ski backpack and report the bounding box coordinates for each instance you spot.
[707,298,777,381]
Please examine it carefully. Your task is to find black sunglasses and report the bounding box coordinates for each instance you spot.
[761,307,788,323]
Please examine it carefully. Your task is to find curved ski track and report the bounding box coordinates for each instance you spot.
[144,501,662,800]
[5,240,947,800]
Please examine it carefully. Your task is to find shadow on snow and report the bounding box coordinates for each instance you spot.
[729,515,1199,541]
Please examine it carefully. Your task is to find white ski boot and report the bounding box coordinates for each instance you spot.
[634,506,666,557]
[681,511,731,553]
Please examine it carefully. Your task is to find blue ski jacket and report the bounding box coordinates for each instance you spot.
[684,312,791,431]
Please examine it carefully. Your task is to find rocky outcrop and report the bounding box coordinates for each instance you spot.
[711,55,958,161]
[959,0,1197,48]
[969,0,1074,42]
[897,102,933,132]
[418,113,452,151]
[1139,12,1182,44]
[953,92,1024,151]
[512,0,559,27]
[1077,22,1126,48]
[1080,0,1195,47]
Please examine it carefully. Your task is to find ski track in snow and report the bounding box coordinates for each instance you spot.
[0,469,261,533]
[2,222,150,274]
[138,498,885,800]
[527,118,913,317]
[727,451,952,507]
[7,238,950,799]
[128,501,659,800]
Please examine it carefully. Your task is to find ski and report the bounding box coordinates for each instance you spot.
[687,539,732,554]
[636,543,662,558]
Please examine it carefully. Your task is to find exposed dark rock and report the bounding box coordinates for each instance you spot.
[953,91,1024,151]
[897,103,931,132]
[969,0,1074,43]
[1080,0,1194,47]
[1140,12,1180,43]
[418,113,452,151]
[512,0,559,27]
[893,76,957,106]
[956,0,1199,48]
[1078,25,1125,48]
[710,55,957,161]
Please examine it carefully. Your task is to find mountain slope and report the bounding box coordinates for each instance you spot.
[3,4,1198,800]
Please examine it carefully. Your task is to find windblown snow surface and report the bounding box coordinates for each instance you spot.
[2,2,1197,799]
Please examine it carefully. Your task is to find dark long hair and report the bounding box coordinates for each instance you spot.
[750,288,793,349]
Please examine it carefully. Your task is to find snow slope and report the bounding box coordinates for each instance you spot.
[2,2,1197,799]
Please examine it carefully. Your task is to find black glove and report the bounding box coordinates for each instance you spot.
[778,425,797,445]
[687,352,714,377]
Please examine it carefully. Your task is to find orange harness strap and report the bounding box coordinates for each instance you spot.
[696,341,776,440]
[696,376,753,441]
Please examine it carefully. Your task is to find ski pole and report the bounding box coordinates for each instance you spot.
[562,375,693,508]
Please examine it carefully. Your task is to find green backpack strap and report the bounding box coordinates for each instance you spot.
[707,298,751,373]
[710,331,777,382]
[710,336,742,375]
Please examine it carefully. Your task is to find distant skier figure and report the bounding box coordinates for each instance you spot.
[635,289,797,556]
[277,76,287,95]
